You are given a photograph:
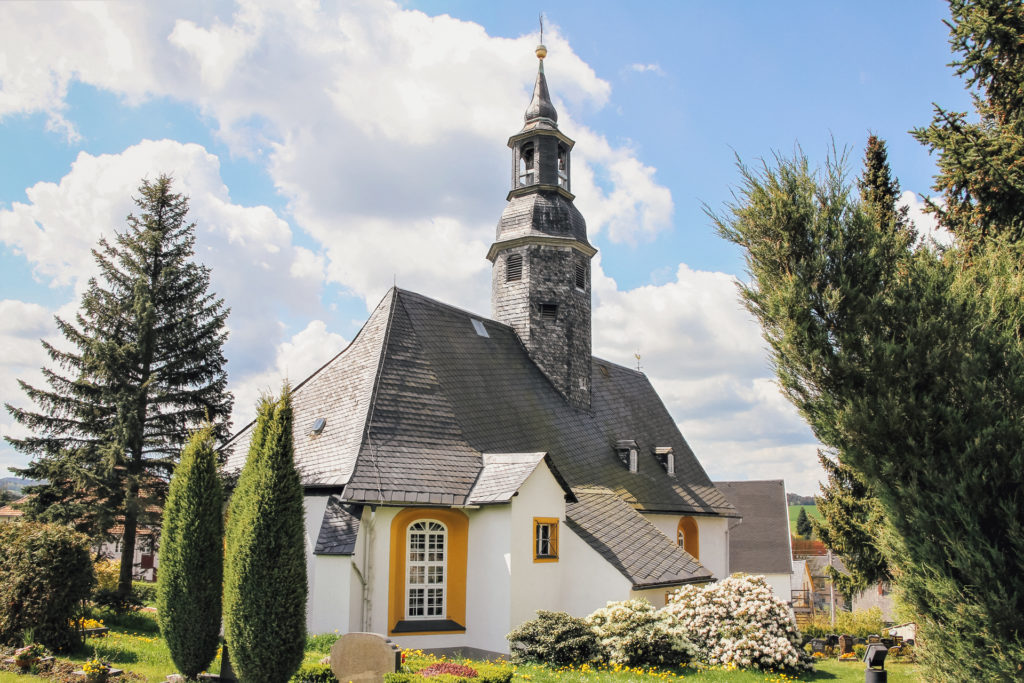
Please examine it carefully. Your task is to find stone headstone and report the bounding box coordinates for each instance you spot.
[330,632,401,683]
[853,637,867,646]
[825,634,839,648]
[838,634,854,654]
[810,638,826,653]
[867,634,882,644]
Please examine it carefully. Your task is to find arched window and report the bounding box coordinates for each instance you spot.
[557,145,569,190]
[677,516,700,560]
[518,144,535,186]
[406,520,446,619]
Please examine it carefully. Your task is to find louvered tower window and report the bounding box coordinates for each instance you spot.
[540,303,558,321]
[557,145,569,190]
[518,144,535,186]
[506,253,523,282]
[574,261,586,290]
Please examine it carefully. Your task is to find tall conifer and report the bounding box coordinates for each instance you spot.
[5,176,232,596]
[223,387,306,683]
[157,426,223,680]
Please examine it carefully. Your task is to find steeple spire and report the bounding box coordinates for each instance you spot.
[488,37,596,411]
[524,45,558,124]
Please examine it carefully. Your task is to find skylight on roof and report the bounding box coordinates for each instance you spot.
[471,318,489,338]
[310,417,326,435]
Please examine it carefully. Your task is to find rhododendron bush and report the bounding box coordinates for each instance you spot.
[585,599,696,666]
[664,574,810,671]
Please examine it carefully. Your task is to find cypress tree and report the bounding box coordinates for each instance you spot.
[5,176,232,596]
[224,387,306,683]
[795,507,812,539]
[157,426,223,680]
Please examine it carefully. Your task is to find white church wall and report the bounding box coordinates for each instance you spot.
[302,495,333,633]
[762,572,794,603]
[508,462,570,633]
[464,504,512,653]
[558,525,633,616]
[308,555,353,635]
[643,513,730,581]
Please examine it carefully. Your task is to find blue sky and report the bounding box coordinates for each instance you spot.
[0,1,969,494]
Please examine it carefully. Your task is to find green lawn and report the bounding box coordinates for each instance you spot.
[788,504,821,537]
[0,614,923,683]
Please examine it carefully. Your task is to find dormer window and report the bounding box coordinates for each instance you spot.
[518,144,536,187]
[616,439,638,473]
[557,145,569,190]
[654,447,674,475]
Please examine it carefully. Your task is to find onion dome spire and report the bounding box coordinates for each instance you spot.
[524,42,558,124]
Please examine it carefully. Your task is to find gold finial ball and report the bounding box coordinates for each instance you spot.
[535,44,547,59]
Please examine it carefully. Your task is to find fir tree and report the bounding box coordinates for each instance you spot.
[795,507,813,539]
[157,426,223,680]
[5,176,232,596]
[223,387,306,683]
[912,1,1024,246]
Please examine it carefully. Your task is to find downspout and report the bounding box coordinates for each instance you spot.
[364,507,375,631]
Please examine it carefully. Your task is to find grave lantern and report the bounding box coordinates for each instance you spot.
[864,642,889,683]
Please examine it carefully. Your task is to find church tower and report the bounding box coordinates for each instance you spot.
[488,42,596,410]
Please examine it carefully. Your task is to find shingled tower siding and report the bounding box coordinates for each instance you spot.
[489,47,596,410]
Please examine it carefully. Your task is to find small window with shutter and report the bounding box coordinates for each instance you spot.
[539,303,558,321]
[506,254,523,282]
[574,261,586,290]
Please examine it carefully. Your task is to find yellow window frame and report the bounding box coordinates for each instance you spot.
[533,517,559,562]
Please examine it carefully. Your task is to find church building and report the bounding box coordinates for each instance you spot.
[224,43,740,656]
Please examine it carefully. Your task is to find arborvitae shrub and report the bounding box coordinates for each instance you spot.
[506,610,600,665]
[0,522,94,650]
[224,388,307,683]
[158,426,224,680]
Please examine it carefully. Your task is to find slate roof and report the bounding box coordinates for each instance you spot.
[315,496,363,556]
[224,287,736,518]
[714,480,793,575]
[565,491,712,588]
[468,453,573,504]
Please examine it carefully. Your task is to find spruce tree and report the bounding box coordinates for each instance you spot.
[795,507,812,539]
[223,388,306,683]
[912,0,1024,246]
[5,176,232,596]
[157,426,223,680]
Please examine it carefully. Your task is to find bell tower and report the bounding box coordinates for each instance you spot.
[487,42,596,410]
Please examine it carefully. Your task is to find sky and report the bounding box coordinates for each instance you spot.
[0,1,971,496]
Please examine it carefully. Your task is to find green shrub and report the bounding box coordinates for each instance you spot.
[131,581,157,605]
[158,426,224,680]
[587,599,694,666]
[290,661,337,683]
[0,522,95,651]
[305,633,339,654]
[93,588,143,615]
[224,388,307,683]
[384,662,512,683]
[801,607,886,639]
[506,610,600,665]
[94,560,120,594]
[853,644,866,659]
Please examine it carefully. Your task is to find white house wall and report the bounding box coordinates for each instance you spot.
[558,524,633,615]
[643,513,730,581]
[464,504,512,653]
[302,495,332,634]
[763,572,794,603]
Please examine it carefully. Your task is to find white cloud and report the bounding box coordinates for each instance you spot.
[900,190,954,248]
[628,63,665,76]
[0,140,327,465]
[0,300,55,474]
[592,260,824,496]
[0,1,821,492]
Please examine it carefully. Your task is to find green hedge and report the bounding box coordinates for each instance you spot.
[290,661,336,683]
[132,581,157,605]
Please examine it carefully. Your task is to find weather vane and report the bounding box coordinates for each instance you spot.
[536,13,547,60]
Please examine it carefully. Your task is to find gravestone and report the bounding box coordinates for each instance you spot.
[867,634,882,644]
[853,637,867,646]
[330,633,401,683]
[838,634,854,654]
[809,638,826,654]
[826,634,839,648]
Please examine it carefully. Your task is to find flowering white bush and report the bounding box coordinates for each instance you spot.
[663,574,810,671]
[586,599,696,666]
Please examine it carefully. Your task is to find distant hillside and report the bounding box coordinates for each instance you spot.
[0,477,37,496]
[786,492,815,505]
[788,504,822,537]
